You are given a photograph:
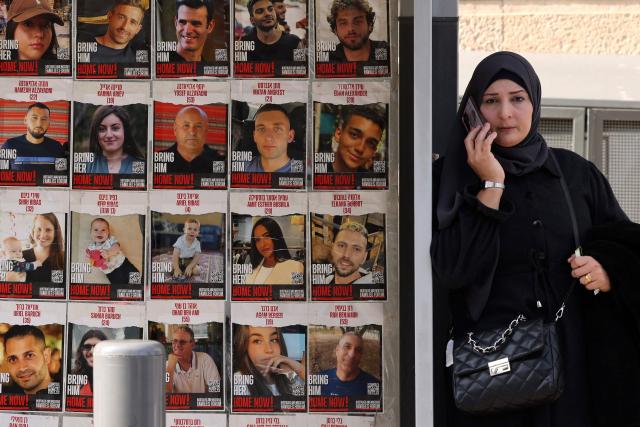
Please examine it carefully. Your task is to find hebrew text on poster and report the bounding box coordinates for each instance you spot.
[153,81,228,190]
[308,303,383,413]
[232,302,307,413]
[65,301,144,412]
[0,301,65,411]
[231,192,306,301]
[313,81,389,190]
[70,191,146,301]
[151,190,226,299]
[231,80,306,190]
[311,192,387,301]
[72,81,149,191]
[149,300,225,410]
[0,189,68,299]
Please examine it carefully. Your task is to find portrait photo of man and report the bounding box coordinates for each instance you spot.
[320,331,380,397]
[165,325,221,393]
[1,102,66,173]
[2,325,53,395]
[170,0,215,62]
[245,103,297,173]
[325,222,372,285]
[328,104,386,173]
[326,0,389,62]
[241,0,301,61]
[77,0,147,63]
[162,105,224,174]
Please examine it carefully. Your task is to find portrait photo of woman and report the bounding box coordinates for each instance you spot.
[233,325,305,397]
[87,105,145,175]
[5,0,63,61]
[70,329,108,396]
[246,217,304,285]
[23,212,65,283]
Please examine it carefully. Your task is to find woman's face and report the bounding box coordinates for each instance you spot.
[253,224,275,261]
[32,216,55,249]
[247,326,281,369]
[97,113,125,156]
[14,16,53,60]
[479,79,533,148]
[81,337,103,368]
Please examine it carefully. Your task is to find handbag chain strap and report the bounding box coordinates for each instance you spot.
[466,150,580,354]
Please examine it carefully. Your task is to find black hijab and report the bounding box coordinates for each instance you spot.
[436,51,549,229]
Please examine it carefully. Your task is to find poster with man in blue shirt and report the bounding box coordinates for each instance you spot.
[320,331,380,397]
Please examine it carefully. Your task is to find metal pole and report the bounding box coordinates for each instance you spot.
[414,0,433,426]
[93,340,166,427]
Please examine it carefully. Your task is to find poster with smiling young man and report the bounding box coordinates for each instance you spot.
[315,0,390,78]
[0,301,65,412]
[310,191,387,301]
[234,0,308,78]
[75,0,151,78]
[155,0,230,78]
[312,81,389,190]
[230,80,306,190]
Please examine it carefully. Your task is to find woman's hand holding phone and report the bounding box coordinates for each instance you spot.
[464,123,505,209]
[464,123,505,183]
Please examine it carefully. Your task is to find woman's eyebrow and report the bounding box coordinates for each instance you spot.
[482,89,526,97]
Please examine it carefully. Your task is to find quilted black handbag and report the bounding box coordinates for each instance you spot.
[451,151,579,414]
[452,316,564,414]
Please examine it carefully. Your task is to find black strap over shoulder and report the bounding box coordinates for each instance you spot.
[549,149,580,314]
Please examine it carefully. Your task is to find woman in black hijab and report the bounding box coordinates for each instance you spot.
[432,52,632,426]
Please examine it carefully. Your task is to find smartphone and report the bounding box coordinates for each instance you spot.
[462,97,486,132]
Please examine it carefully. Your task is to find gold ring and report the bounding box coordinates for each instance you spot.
[584,273,593,284]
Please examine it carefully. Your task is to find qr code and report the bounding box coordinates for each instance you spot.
[291,382,305,396]
[290,160,304,173]
[136,50,148,63]
[55,158,67,171]
[51,270,64,283]
[367,382,380,396]
[373,161,386,173]
[57,48,69,60]
[48,382,61,395]
[208,380,221,393]
[211,161,225,173]
[129,272,142,284]
[215,49,227,61]
[372,271,384,284]
[291,272,303,285]
[209,271,224,283]
[132,161,145,174]
[293,48,307,62]
[375,48,388,61]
